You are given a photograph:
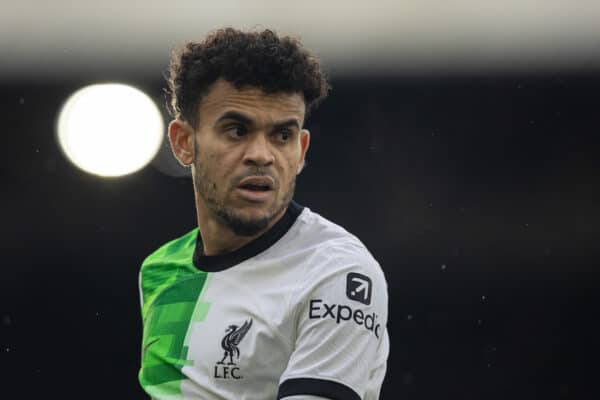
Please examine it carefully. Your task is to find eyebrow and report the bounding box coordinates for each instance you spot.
[215,111,301,131]
[215,111,253,126]
[272,119,301,131]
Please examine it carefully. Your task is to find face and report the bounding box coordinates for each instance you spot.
[170,79,309,237]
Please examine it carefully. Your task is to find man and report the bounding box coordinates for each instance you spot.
[138,28,389,400]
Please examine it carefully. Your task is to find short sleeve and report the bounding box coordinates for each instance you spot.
[278,245,389,400]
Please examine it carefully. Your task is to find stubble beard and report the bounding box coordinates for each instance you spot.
[192,157,295,237]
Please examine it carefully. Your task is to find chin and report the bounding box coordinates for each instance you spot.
[233,198,291,235]
[237,206,275,224]
[235,196,279,215]
[224,212,271,237]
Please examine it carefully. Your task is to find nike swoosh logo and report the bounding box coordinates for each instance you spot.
[143,338,160,355]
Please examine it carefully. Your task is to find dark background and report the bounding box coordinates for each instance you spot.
[1,72,599,399]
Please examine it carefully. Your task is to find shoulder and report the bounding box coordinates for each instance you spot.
[287,208,387,315]
[142,228,198,267]
[139,228,199,315]
[294,208,386,287]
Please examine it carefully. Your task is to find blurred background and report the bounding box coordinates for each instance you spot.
[2,1,599,398]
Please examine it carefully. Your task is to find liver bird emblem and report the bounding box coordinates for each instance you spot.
[217,319,253,365]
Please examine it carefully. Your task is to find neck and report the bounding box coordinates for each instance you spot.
[195,204,286,256]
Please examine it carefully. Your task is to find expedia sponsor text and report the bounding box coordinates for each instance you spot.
[309,299,381,338]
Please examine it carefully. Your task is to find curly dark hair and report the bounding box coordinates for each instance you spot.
[167,28,330,128]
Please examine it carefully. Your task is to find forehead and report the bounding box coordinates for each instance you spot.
[198,79,306,125]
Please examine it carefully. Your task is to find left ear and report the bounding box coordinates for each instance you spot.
[297,129,310,174]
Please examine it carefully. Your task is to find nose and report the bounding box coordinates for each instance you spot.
[243,133,274,167]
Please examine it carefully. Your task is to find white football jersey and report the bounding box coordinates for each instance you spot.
[139,202,389,400]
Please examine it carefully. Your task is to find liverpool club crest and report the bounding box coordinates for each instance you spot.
[214,319,252,379]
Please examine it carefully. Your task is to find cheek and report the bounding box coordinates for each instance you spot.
[197,151,219,180]
[288,149,303,175]
[209,154,227,186]
[209,151,239,191]
[280,158,299,184]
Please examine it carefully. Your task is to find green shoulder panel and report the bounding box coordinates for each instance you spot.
[139,228,200,321]
[138,228,212,397]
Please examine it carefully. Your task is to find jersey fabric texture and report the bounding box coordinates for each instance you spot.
[138,202,389,400]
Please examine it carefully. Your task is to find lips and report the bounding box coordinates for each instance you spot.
[236,176,275,202]
[238,176,274,192]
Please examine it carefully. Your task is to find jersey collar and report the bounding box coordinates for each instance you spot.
[193,201,304,272]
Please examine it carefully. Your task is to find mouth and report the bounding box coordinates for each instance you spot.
[236,176,275,202]
[238,183,272,192]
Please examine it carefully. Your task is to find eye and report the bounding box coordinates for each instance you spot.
[274,129,292,143]
[224,124,248,139]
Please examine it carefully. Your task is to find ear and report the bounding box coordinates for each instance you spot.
[168,120,195,166]
[297,129,310,174]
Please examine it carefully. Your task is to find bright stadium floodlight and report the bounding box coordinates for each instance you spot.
[57,83,164,177]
